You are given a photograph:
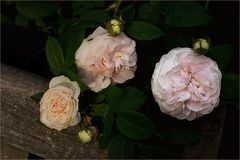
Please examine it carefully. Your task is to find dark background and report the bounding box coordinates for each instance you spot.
[1,1,239,159]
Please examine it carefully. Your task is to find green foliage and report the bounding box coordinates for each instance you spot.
[116,111,156,140]
[209,44,234,71]
[165,2,211,27]
[108,135,134,159]
[72,1,104,17]
[31,92,44,103]
[94,103,109,117]
[121,5,135,28]
[137,2,161,24]
[46,36,65,75]
[162,126,200,144]
[46,36,88,91]
[16,2,58,19]
[221,74,239,101]
[127,21,164,40]
[1,14,13,25]
[101,85,123,105]
[99,105,114,149]
[79,10,111,24]
[111,87,147,112]
[15,14,28,28]
[59,27,85,67]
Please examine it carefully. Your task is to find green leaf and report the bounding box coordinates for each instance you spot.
[16,2,58,19]
[1,14,13,25]
[99,105,114,149]
[209,44,234,71]
[221,74,239,101]
[72,1,104,17]
[80,10,110,24]
[101,85,123,105]
[163,126,200,144]
[121,5,135,28]
[127,21,164,40]
[137,2,160,24]
[62,67,88,92]
[111,87,147,112]
[108,135,134,159]
[94,103,109,117]
[59,27,85,67]
[31,92,44,103]
[116,111,156,140]
[46,36,65,75]
[165,2,211,27]
[15,14,28,28]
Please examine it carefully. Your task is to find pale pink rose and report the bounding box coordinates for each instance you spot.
[40,75,81,131]
[75,26,137,92]
[151,48,222,121]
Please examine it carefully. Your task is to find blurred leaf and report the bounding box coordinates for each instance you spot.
[127,21,164,40]
[95,94,105,103]
[15,14,28,28]
[59,27,85,67]
[80,10,110,24]
[99,105,114,149]
[116,111,156,140]
[165,2,211,27]
[108,135,134,159]
[111,87,147,112]
[137,2,160,24]
[73,1,104,17]
[1,14,13,25]
[163,126,200,144]
[62,67,88,92]
[221,74,239,101]
[46,36,65,75]
[101,85,123,105]
[31,92,44,103]
[209,44,234,71]
[94,103,109,117]
[121,4,135,28]
[16,2,58,19]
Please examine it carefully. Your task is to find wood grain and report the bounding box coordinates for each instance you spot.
[0,64,107,159]
[0,64,226,159]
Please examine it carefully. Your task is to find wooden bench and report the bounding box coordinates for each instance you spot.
[0,64,226,159]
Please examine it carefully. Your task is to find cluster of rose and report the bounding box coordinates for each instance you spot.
[39,20,221,143]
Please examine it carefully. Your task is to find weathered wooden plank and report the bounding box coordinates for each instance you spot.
[0,141,29,159]
[183,106,226,158]
[0,64,107,159]
[0,64,226,159]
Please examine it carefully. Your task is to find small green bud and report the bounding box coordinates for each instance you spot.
[77,126,98,144]
[106,19,123,36]
[78,129,93,143]
[193,38,210,55]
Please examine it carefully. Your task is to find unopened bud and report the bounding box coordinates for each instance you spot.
[193,38,210,55]
[78,126,98,144]
[78,129,93,143]
[106,19,122,36]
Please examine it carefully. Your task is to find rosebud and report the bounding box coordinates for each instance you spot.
[78,126,98,144]
[193,38,210,55]
[106,19,122,36]
[78,129,93,143]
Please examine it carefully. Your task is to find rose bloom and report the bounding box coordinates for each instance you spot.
[75,26,137,92]
[151,48,222,121]
[40,75,81,131]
